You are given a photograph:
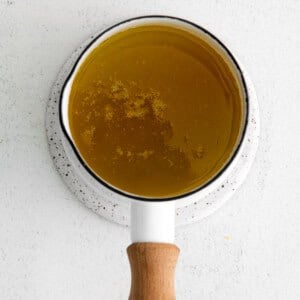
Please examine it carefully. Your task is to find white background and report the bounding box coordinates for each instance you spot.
[1,1,300,299]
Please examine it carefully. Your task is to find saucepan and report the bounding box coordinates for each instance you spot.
[58,16,253,299]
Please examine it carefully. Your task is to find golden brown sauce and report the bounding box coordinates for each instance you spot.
[68,25,245,198]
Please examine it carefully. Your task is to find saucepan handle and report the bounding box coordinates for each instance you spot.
[127,242,179,300]
[128,201,179,299]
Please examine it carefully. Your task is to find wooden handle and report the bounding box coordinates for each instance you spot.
[127,242,180,300]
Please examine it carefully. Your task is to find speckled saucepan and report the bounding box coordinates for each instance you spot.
[58,16,255,299]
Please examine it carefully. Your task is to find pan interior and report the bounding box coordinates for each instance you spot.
[67,24,246,199]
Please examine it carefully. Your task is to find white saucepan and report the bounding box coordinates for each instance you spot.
[58,16,256,299]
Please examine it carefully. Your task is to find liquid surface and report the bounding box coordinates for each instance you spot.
[69,25,245,198]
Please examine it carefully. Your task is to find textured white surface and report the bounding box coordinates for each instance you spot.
[1,1,300,299]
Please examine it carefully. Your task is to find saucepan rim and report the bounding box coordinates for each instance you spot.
[59,15,249,202]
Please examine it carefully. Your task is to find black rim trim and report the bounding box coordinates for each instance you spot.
[59,15,249,202]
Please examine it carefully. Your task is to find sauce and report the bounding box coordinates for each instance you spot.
[68,25,245,198]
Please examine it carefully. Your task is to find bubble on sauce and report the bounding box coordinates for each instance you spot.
[110,80,129,101]
[81,126,95,146]
[116,147,124,156]
[104,104,114,121]
[151,96,166,119]
[124,96,148,118]
[192,145,205,159]
[137,150,154,159]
